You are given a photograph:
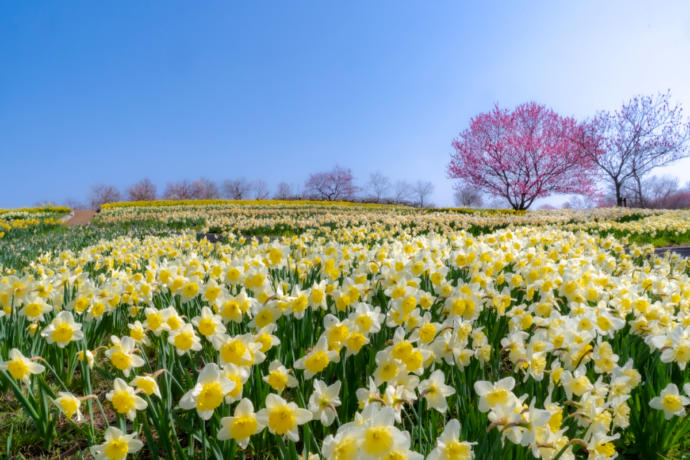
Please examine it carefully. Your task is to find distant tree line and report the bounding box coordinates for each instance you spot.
[72,92,690,212]
[594,175,690,209]
[78,167,437,210]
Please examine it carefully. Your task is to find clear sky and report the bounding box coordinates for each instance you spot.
[1,1,690,208]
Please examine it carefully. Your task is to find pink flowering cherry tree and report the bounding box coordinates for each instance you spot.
[448,102,598,210]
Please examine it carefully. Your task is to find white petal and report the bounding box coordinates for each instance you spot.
[198,363,221,384]
[294,408,313,424]
[235,398,254,416]
[473,381,492,395]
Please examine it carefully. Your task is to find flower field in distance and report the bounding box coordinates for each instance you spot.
[1,201,690,459]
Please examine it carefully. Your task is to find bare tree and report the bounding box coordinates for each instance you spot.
[411,181,434,208]
[563,195,595,210]
[63,198,87,210]
[128,178,157,201]
[163,180,195,200]
[89,184,121,209]
[190,178,220,199]
[638,175,679,208]
[453,184,483,208]
[274,182,294,200]
[393,181,413,203]
[304,166,357,201]
[486,197,509,209]
[34,200,57,207]
[580,91,690,206]
[223,178,252,199]
[366,172,391,202]
[252,180,270,200]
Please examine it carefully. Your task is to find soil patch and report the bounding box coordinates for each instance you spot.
[65,210,96,226]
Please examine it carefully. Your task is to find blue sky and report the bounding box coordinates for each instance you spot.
[1,1,690,207]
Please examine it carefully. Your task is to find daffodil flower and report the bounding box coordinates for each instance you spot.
[0,348,45,384]
[474,376,516,413]
[106,378,147,421]
[294,336,338,379]
[308,379,341,426]
[263,359,298,393]
[427,419,477,460]
[41,311,84,348]
[106,336,145,376]
[255,393,312,442]
[418,369,455,413]
[179,363,234,420]
[649,383,690,419]
[217,398,264,448]
[93,426,143,460]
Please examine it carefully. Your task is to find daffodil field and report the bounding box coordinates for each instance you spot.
[1,202,690,459]
[0,208,69,241]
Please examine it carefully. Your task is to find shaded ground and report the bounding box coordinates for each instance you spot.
[65,210,96,226]
[654,246,690,258]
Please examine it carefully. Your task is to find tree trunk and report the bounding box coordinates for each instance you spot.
[632,172,645,208]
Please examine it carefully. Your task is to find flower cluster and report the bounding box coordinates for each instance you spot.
[0,208,689,459]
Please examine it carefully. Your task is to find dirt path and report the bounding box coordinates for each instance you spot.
[65,210,96,226]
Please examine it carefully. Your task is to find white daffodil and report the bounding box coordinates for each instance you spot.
[106,378,147,421]
[214,333,265,367]
[93,426,143,460]
[308,379,341,426]
[168,323,202,356]
[474,376,516,413]
[373,349,403,386]
[77,349,95,369]
[427,419,476,460]
[359,405,409,460]
[356,377,382,411]
[192,306,226,340]
[179,363,235,420]
[131,375,161,398]
[256,393,312,442]
[143,307,166,336]
[127,320,150,346]
[660,325,690,370]
[160,306,184,332]
[218,398,264,448]
[350,302,384,336]
[54,391,83,422]
[263,359,298,393]
[106,336,145,377]
[222,363,250,403]
[586,431,620,460]
[418,369,455,413]
[253,323,281,354]
[41,310,84,348]
[560,367,592,400]
[0,348,45,384]
[19,296,52,322]
[649,383,690,419]
[294,336,338,379]
[322,430,361,460]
